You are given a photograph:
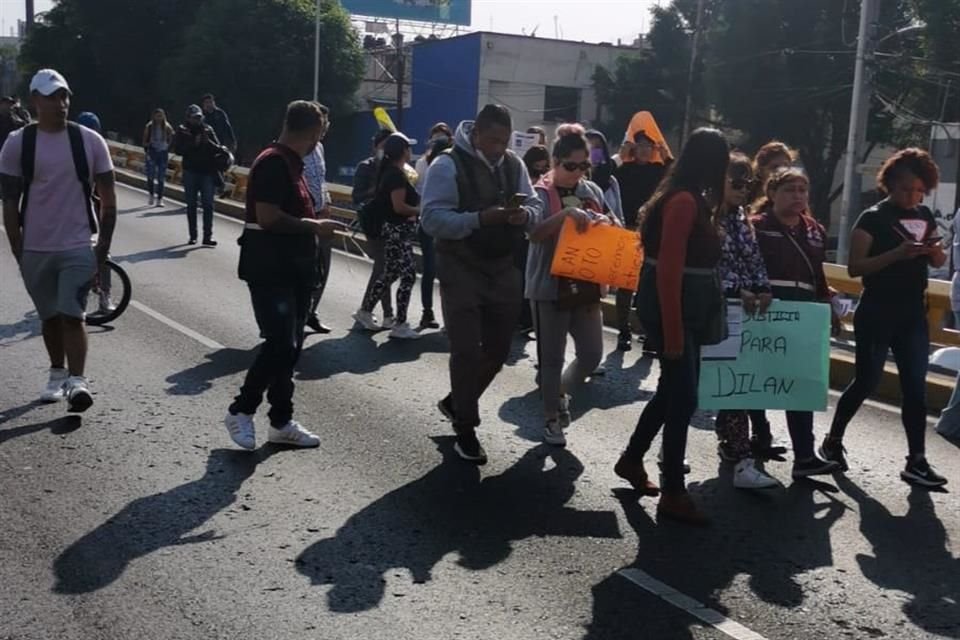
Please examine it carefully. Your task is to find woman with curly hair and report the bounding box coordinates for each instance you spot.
[749,141,795,211]
[822,148,948,488]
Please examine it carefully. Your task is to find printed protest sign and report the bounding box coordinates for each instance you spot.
[698,301,830,411]
[510,131,540,159]
[550,217,643,291]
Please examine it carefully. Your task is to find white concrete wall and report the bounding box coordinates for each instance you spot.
[476,33,639,135]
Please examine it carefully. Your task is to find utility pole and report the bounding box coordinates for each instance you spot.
[680,0,706,144]
[25,0,35,29]
[836,0,880,264]
[313,0,321,102]
[395,17,404,131]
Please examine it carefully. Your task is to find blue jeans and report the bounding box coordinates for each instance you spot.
[419,226,436,312]
[830,294,929,456]
[145,147,168,198]
[182,170,215,240]
[625,329,701,493]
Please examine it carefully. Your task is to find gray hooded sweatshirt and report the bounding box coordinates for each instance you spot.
[420,120,540,241]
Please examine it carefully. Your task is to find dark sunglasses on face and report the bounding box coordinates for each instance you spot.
[729,178,755,191]
[561,161,592,172]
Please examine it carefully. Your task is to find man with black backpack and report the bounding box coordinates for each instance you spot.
[420,104,540,464]
[0,69,116,412]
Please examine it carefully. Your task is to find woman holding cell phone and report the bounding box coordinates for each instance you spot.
[822,148,948,488]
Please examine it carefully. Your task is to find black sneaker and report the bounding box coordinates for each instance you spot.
[306,314,331,334]
[901,456,948,488]
[818,437,849,472]
[617,333,633,352]
[454,429,487,465]
[750,435,788,462]
[188,237,198,245]
[437,395,455,422]
[792,456,840,479]
[202,238,218,247]
[419,309,440,330]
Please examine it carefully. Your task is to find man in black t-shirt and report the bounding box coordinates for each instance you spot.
[223,101,340,451]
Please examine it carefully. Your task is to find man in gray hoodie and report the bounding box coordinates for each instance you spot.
[421,105,540,464]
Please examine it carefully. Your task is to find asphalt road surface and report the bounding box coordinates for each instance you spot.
[1,184,958,640]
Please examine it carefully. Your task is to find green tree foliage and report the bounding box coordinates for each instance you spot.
[19,0,364,160]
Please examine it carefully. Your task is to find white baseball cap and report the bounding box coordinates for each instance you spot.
[29,69,72,96]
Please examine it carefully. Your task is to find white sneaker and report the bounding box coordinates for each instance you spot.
[544,419,566,446]
[353,310,382,331]
[157,197,164,207]
[148,194,155,206]
[40,368,69,402]
[224,411,256,450]
[733,458,780,490]
[558,394,572,429]
[98,290,116,314]
[268,420,320,448]
[381,315,397,330]
[389,322,421,340]
[65,376,94,413]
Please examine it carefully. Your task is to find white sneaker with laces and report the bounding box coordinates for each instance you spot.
[353,310,382,331]
[544,419,566,446]
[98,290,116,314]
[65,376,94,413]
[389,322,421,340]
[41,368,69,403]
[381,315,397,330]
[268,420,320,448]
[148,194,155,206]
[224,411,256,450]
[733,458,780,489]
[157,197,164,207]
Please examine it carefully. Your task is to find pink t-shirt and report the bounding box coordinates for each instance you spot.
[0,125,113,252]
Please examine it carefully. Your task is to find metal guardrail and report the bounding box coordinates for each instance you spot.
[107,141,958,348]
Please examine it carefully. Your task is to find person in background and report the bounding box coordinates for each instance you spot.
[415,122,453,193]
[527,124,617,446]
[355,129,395,326]
[749,141,794,211]
[201,93,236,197]
[614,128,729,526]
[712,153,779,490]
[823,149,948,487]
[421,104,540,464]
[224,100,340,451]
[0,96,29,151]
[417,134,454,330]
[142,108,173,207]
[939,210,960,439]
[353,133,421,340]
[173,104,220,246]
[304,103,333,335]
[614,130,670,351]
[527,126,547,147]
[585,130,624,224]
[516,144,552,335]
[751,167,842,480]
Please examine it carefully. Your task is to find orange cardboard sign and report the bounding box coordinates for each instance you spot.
[625,111,672,165]
[550,218,644,291]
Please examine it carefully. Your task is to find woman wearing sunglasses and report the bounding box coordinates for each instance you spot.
[526,124,619,446]
[823,149,948,487]
[615,128,730,526]
[713,153,781,489]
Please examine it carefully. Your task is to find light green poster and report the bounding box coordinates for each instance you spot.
[698,301,831,411]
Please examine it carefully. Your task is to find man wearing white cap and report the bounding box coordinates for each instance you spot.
[0,69,116,412]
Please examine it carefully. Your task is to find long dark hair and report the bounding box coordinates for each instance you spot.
[640,127,730,237]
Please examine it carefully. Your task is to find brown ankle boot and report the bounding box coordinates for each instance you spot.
[614,454,660,496]
[657,491,709,526]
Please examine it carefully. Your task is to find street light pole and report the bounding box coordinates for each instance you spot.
[836,0,879,264]
[25,0,35,29]
[680,0,705,144]
[313,0,321,102]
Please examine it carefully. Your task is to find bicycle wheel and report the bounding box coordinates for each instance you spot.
[85,260,132,326]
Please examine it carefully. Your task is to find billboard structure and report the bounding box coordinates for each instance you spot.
[342,0,471,26]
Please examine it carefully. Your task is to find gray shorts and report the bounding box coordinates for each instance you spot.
[20,247,97,320]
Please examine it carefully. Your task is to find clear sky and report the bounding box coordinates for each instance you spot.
[0,0,661,44]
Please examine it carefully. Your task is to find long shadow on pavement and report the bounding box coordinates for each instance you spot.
[296,329,449,381]
[0,311,41,346]
[836,477,960,638]
[295,437,621,613]
[0,414,81,445]
[52,446,278,594]
[584,467,847,639]
[112,244,203,265]
[165,347,257,396]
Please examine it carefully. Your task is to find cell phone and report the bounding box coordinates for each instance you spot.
[508,193,526,208]
[925,236,943,246]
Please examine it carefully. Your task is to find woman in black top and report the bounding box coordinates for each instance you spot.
[354,133,422,340]
[822,149,948,487]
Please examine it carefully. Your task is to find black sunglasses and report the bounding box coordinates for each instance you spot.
[561,161,592,172]
[729,178,756,191]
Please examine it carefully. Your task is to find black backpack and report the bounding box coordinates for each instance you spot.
[19,122,98,233]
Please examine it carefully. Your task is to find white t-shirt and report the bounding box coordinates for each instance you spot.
[0,125,113,252]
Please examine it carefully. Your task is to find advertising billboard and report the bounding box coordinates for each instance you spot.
[342,0,471,26]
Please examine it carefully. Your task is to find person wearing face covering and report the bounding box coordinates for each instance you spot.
[516,144,552,334]
[585,130,623,225]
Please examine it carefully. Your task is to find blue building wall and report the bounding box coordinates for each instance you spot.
[325,34,481,187]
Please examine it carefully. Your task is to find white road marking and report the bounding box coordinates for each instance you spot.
[618,568,770,640]
[129,300,224,350]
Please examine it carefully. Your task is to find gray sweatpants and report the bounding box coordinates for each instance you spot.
[531,300,604,417]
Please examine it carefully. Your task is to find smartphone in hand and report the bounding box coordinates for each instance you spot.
[508,193,526,209]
